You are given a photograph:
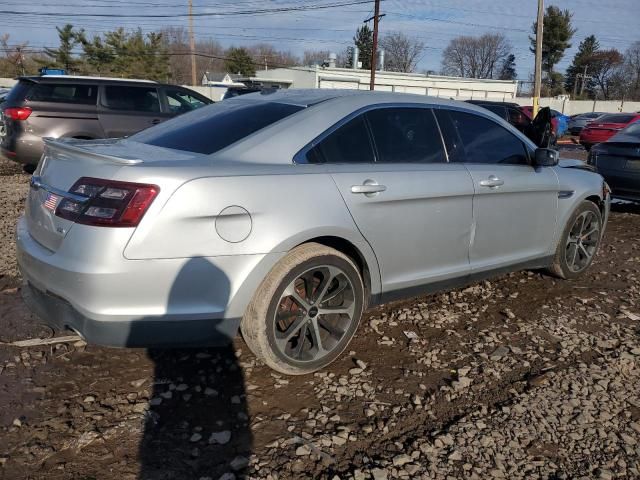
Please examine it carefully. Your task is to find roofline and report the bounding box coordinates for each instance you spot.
[18,75,157,84]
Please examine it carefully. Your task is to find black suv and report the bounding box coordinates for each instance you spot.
[0,75,212,170]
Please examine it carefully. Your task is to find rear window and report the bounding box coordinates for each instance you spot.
[597,114,636,124]
[27,82,98,105]
[134,101,303,155]
[3,81,32,104]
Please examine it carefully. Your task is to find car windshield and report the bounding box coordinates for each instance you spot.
[133,100,304,155]
[597,114,636,124]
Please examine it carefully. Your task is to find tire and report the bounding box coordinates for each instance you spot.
[241,243,365,375]
[548,201,603,279]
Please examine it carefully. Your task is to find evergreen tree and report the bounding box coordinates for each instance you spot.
[565,35,599,97]
[225,47,255,76]
[529,6,576,93]
[498,54,517,80]
[345,24,373,69]
[43,24,83,72]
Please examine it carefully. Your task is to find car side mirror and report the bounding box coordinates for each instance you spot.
[533,148,559,167]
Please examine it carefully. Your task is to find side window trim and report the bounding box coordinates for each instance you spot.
[294,103,449,165]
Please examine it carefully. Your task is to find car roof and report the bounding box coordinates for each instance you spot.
[18,75,160,86]
[465,99,521,108]
[231,88,494,110]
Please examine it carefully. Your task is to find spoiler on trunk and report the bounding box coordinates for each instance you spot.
[43,138,143,165]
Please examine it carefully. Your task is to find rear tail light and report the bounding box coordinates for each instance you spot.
[4,107,32,121]
[55,177,159,227]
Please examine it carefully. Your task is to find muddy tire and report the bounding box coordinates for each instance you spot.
[548,200,603,279]
[241,243,365,375]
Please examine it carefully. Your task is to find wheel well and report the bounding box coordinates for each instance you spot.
[71,136,94,140]
[303,236,372,303]
[585,195,605,217]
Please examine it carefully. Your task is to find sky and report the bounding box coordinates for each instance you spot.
[0,0,638,81]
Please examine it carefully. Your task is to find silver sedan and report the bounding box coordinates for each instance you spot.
[17,90,610,374]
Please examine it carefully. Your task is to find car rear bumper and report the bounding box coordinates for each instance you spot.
[1,133,44,166]
[21,281,241,347]
[16,216,281,347]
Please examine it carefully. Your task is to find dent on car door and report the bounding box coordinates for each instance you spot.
[435,108,559,271]
[305,107,474,299]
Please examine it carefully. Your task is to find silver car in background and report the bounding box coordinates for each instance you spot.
[17,90,610,374]
[568,112,606,135]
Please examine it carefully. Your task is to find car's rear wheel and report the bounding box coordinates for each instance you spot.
[241,243,364,375]
[548,201,602,279]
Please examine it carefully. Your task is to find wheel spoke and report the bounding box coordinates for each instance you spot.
[304,271,316,302]
[283,284,310,310]
[277,315,309,344]
[318,317,345,340]
[319,275,350,304]
[292,323,309,359]
[578,243,591,260]
[308,319,326,355]
[567,243,578,269]
[318,305,353,316]
[313,267,336,304]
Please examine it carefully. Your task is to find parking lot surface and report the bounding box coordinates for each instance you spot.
[0,152,639,480]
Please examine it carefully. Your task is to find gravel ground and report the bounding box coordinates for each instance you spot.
[0,150,639,480]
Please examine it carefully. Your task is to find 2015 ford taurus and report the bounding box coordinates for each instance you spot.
[17,90,610,375]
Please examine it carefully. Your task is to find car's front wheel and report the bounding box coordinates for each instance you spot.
[241,243,365,375]
[548,200,603,279]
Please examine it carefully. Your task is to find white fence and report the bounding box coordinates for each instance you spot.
[2,76,639,115]
[510,97,640,116]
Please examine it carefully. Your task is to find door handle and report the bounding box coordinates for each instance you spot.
[151,118,162,125]
[479,175,504,188]
[351,183,387,195]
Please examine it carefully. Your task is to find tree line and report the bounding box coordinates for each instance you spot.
[1,17,639,101]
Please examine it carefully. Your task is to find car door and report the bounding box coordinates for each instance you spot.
[303,106,474,299]
[435,108,559,272]
[98,84,168,138]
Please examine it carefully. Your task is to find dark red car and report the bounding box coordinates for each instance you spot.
[580,112,640,151]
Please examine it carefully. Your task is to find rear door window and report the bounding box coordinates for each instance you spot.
[307,115,374,164]
[134,101,303,154]
[26,83,97,105]
[366,107,446,163]
[436,109,529,165]
[102,85,160,112]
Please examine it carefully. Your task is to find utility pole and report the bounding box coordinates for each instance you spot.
[188,0,197,86]
[532,0,544,118]
[579,65,589,96]
[368,0,381,91]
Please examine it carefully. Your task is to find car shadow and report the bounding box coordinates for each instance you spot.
[611,200,640,215]
[129,258,253,480]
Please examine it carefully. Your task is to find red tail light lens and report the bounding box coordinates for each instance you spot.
[4,107,32,121]
[55,177,159,227]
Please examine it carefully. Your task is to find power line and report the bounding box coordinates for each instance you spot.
[0,1,380,18]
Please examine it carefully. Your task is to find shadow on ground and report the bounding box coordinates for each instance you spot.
[130,258,253,479]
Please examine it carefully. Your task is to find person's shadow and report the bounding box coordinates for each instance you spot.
[129,258,252,479]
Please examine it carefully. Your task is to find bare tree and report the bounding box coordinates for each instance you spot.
[379,32,425,73]
[246,43,298,71]
[302,49,331,66]
[590,49,624,99]
[441,33,512,79]
[0,34,28,76]
[621,41,640,100]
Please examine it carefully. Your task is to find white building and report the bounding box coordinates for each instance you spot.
[247,66,519,100]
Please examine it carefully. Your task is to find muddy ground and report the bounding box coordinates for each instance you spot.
[0,150,639,480]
